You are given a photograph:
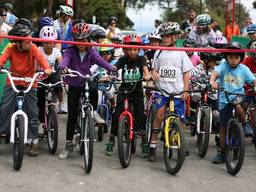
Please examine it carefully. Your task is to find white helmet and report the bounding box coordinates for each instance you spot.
[60,5,74,16]
[39,26,58,40]
[148,30,162,41]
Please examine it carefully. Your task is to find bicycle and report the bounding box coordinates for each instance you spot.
[190,76,217,158]
[219,87,249,176]
[112,79,144,168]
[96,81,113,141]
[38,81,63,154]
[63,69,98,174]
[0,69,43,170]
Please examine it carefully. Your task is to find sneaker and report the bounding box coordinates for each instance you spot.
[148,147,156,162]
[243,123,253,137]
[58,102,67,114]
[58,141,74,159]
[94,111,105,125]
[212,151,225,164]
[28,144,40,157]
[140,143,149,158]
[105,141,114,156]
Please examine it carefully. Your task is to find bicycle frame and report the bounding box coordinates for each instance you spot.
[97,91,109,122]
[1,69,43,144]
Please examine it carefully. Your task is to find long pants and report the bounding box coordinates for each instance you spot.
[66,85,98,140]
[0,86,39,140]
[111,91,146,136]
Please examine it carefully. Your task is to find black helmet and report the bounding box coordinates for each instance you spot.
[8,23,32,37]
[199,47,222,62]
[15,18,33,31]
[109,16,118,22]
[224,41,245,62]
[90,27,106,41]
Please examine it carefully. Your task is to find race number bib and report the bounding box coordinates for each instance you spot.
[159,66,177,82]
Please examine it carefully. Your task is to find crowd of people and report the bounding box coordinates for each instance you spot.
[0,3,256,169]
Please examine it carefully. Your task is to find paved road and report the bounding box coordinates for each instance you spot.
[0,114,256,192]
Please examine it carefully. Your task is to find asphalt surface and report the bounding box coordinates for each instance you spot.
[0,114,256,192]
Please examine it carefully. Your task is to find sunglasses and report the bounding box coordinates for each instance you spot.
[0,14,7,17]
[196,26,207,30]
[101,51,112,55]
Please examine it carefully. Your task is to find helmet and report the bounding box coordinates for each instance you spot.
[123,34,142,45]
[158,22,180,35]
[15,18,32,30]
[109,16,118,22]
[199,49,222,62]
[59,5,74,16]
[210,36,228,48]
[72,22,91,40]
[111,33,123,42]
[90,27,106,41]
[39,26,58,40]
[38,17,54,29]
[8,23,32,37]
[4,3,14,11]
[224,41,245,62]
[99,39,114,53]
[183,35,197,47]
[195,14,212,26]
[141,35,150,45]
[247,24,256,34]
[148,30,162,41]
[249,41,256,57]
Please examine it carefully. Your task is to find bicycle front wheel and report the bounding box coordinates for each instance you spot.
[13,115,25,171]
[197,107,211,158]
[225,120,245,176]
[146,104,156,144]
[47,107,58,154]
[164,120,185,175]
[118,116,132,168]
[82,109,94,174]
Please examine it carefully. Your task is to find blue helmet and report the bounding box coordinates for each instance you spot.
[141,35,150,45]
[38,17,54,29]
[247,24,256,34]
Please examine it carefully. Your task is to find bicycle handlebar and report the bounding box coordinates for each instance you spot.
[0,69,44,93]
[38,81,63,88]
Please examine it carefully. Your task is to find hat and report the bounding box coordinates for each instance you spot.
[4,3,14,11]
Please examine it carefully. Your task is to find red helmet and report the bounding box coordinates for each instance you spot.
[123,34,142,45]
[72,22,91,40]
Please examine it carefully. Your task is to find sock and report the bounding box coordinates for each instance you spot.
[32,139,39,145]
[150,141,157,148]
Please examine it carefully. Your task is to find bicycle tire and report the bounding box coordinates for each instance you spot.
[225,120,245,176]
[13,115,25,171]
[76,112,84,155]
[82,108,94,174]
[251,110,256,150]
[197,107,211,158]
[146,104,156,144]
[47,107,58,154]
[118,116,132,168]
[163,120,185,175]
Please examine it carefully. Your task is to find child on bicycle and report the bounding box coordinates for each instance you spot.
[58,22,115,159]
[0,19,52,156]
[210,42,256,164]
[149,22,193,162]
[37,26,65,125]
[105,34,151,157]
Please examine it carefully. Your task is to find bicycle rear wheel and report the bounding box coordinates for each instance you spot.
[13,115,25,171]
[164,120,185,175]
[47,106,58,154]
[82,109,94,174]
[197,107,211,158]
[225,120,245,176]
[118,116,132,168]
[250,110,256,150]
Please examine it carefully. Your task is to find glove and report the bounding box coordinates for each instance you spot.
[59,68,68,74]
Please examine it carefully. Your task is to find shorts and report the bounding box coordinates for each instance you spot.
[219,104,233,127]
[154,93,186,121]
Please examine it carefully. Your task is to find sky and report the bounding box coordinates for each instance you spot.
[126,0,256,33]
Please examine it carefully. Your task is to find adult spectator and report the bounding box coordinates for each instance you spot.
[241,18,252,37]
[0,7,12,34]
[181,9,197,36]
[211,19,222,36]
[53,5,74,51]
[106,16,121,39]
[3,3,17,26]
[224,18,240,42]
[154,19,162,29]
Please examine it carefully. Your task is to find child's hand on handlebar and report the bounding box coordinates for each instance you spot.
[44,69,52,76]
